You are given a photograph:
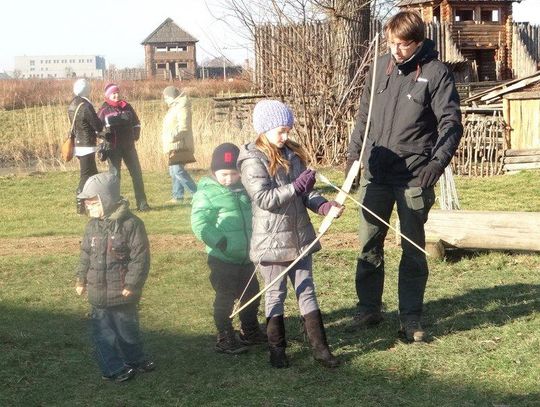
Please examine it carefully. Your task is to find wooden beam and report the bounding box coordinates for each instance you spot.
[505,148,540,156]
[424,210,540,251]
[504,162,540,171]
[503,155,540,164]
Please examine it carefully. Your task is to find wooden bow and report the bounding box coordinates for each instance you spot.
[229,160,361,319]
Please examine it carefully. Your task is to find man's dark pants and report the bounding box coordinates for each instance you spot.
[355,178,435,322]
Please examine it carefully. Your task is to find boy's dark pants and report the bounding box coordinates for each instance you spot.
[91,303,145,377]
[207,256,260,332]
[355,179,435,321]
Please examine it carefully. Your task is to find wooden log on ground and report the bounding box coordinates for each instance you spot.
[424,210,540,251]
[504,162,540,171]
[503,155,540,164]
[505,148,540,157]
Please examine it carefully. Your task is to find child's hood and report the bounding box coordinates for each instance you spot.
[77,173,123,216]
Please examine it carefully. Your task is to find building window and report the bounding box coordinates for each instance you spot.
[157,63,166,69]
[455,9,474,22]
[30,60,35,66]
[156,46,167,52]
[481,9,499,22]
[178,46,187,52]
[30,67,35,71]
[178,63,188,68]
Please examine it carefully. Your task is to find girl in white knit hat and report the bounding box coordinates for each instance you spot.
[237,99,344,369]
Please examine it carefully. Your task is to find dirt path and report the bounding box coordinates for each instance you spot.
[0,232,383,256]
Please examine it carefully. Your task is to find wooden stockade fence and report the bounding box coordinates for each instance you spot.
[512,23,540,79]
[452,113,507,176]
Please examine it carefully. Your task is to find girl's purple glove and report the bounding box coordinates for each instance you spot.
[317,201,343,217]
[292,169,316,195]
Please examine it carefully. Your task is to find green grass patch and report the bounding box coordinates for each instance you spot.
[0,170,539,406]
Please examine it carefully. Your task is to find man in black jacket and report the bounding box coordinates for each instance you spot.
[346,11,463,342]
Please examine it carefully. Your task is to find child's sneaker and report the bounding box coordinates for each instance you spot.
[127,360,156,373]
[239,324,268,345]
[102,367,136,383]
[215,330,248,354]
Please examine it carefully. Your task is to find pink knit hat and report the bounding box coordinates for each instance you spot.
[104,83,120,99]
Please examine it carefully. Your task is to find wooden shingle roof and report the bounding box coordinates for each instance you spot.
[141,18,198,45]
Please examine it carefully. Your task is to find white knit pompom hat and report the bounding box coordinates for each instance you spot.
[73,78,91,97]
[252,99,294,135]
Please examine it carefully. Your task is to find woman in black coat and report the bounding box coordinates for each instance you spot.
[67,78,103,214]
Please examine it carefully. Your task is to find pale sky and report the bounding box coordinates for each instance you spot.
[0,0,250,72]
[0,0,539,73]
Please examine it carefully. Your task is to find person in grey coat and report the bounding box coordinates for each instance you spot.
[238,99,343,369]
[346,11,463,342]
[75,173,154,382]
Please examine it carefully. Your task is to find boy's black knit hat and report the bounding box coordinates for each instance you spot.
[211,143,240,172]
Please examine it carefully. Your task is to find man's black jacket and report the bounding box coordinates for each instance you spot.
[347,39,463,186]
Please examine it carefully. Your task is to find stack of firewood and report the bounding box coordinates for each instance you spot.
[503,148,540,172]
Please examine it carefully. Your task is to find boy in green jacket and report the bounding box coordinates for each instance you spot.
[191,143,266,354]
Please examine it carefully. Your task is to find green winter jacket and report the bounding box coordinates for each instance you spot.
[191,177,252,265]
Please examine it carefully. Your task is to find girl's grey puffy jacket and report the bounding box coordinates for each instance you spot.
[237,143,326,263]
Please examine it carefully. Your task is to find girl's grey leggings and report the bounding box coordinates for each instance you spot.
[260,255,319,317]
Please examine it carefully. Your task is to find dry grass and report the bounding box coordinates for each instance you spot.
[0,78,252,110]
[0,98,253,171]
[0,78,254,170]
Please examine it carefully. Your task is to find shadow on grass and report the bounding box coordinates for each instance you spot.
[1,294,538,406]
[323,283,540,354]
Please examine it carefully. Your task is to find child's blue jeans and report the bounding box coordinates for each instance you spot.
[90,303,145,377]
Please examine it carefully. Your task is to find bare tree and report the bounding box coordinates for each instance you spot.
[215,0,378,164]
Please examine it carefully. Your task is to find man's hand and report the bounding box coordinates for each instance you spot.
[419,160,444,188]
[122,289,133,297]
[75,285,86,296]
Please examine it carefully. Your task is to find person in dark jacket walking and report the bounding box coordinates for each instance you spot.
[191,143,266,355]
[97,83,150,211]
[238,100,343,369]
[68,79,103,214]
[75,173,154,382]
[346,11,463,342]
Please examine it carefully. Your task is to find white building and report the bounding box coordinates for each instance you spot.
[14,55,106,79]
